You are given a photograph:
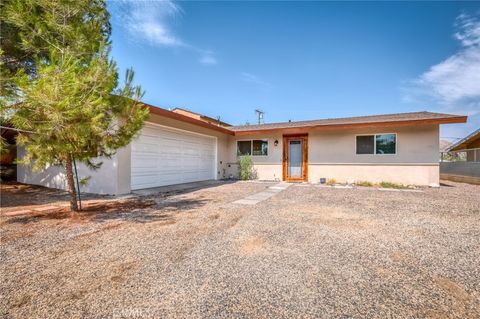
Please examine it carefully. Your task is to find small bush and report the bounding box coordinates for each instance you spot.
[379,181,406,189]
[237,155,253,180]
[326,178,337,186]
[356,181,374,187]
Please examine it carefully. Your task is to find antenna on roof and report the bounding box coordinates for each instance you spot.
[255,109,264,125]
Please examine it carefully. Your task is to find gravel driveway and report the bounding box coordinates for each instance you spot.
[1,181,479,318]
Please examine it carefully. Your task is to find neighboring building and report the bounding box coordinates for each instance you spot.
[17,105,467,194]
[439,139,452,153]
[445,129,480,162]
[440,129,480,185]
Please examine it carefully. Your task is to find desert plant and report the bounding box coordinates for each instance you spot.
[326,178,337,186]
[379,181,406,189]
[355,181,374,187]
[237,155,253,180]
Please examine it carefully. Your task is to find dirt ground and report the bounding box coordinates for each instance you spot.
[0,182,108,210]
[1,180,479,318]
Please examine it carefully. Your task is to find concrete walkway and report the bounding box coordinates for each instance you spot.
[233,182,290,205]
[132,180,227,196]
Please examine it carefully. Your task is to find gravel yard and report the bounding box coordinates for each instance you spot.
[1,181,479,318]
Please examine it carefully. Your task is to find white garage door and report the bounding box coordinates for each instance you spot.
[131,124,216,190]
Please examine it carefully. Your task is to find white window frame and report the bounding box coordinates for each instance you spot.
[355,133,397,155]
[236,139,269,157]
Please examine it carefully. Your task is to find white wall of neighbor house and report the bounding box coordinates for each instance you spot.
[228,124,440,185]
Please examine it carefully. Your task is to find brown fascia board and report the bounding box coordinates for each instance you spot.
[232,116,468,136]
[172,107,232,127]
[145,104,235,135]
[144,103,466,137]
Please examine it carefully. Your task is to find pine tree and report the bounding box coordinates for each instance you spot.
[1,0,149,211]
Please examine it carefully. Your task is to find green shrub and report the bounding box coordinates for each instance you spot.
[379,181,406,189]
[237,155,253,180]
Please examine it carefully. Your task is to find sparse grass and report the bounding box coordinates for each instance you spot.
[355,181,374,187]
[326,178,337,186]
[323,179,414,189]
[379,181,408,189]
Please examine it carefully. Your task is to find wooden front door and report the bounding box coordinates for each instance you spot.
[283,134,308,182]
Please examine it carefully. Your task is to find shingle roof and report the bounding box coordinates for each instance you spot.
[143,102,466,136]
[230,111,466,132]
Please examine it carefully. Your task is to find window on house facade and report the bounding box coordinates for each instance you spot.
[375,134,396,154]
[356,135,375,154]
[237,140,268,156]
[237,141,252,156]
[356,134,396,155]
[252,140,268,156]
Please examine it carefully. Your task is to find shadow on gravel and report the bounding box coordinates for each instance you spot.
[155,197,210,211]
[0,182,108,208]
[3,197,208,225]
[133,180,238,196]
[439,182,455,187]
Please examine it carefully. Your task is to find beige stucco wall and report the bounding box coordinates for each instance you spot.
[309,164,439,185]
[227,124,440,185]
[308,124,439,164]
[17,112,231,195]
[225,133,284,180]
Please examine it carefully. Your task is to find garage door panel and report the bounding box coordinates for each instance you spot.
[199,163,212,171]
[132,142,158,154]
[131,124,216,190]
[160,145,183,153]
[182,147,200,156]
[131,175,158,189]
[131,158,158,170]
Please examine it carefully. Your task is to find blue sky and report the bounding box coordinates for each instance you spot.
[108,1,480,140]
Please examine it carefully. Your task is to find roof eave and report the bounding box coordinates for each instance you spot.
[447,128,480,152]
[145,104,235,135]
[232,116,468,136]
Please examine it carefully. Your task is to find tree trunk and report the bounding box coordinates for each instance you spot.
[65,155,79,212]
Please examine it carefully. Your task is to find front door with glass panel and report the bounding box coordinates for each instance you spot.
[283,135,308,182]
[288,140,303,178]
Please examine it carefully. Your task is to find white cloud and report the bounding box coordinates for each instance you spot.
[407,13,480,116]
[120,0,183,47]
[405,13,480,139]
[113,0,216,65]
[454,13,480,47]
[199,51,217,65]
[241,72,272,89]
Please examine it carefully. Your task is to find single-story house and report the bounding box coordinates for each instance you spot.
[440,128,480,185]
[17,104,467,194]
[445,128,480,162]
